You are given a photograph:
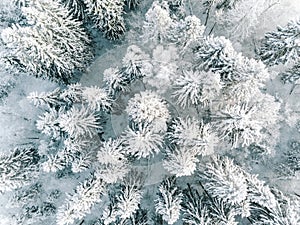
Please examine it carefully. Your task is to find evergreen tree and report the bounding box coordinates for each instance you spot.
[173,15,205,52]
[126,91,170,132]
[172,70,222,108]
[121,45,152,81]
[30,84,109,174]
[193,36,239,83]
[124,0,140,10]
[122,123,164,159]
[163,146,199,177]
[199,156,248,206]
[181,185,212,225]
[97,138,129,184]
[167,117,215,155]
[103,67,130,97]
[216,0,279,40]
[102,171,144,224]
[0,146,40,192]
[281,63,300,84]
[84,0,126,40]
[143,1,173,43]
[155,176,183,225]
[58,106,100,139]
[259,18,300,66]
[56,174,106,225]
[1,0,93,83]
[59,0,87,21]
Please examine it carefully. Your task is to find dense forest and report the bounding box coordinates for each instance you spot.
[0,0,300,224]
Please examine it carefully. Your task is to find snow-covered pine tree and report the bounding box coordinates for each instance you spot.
[254,191,300,225]
[209,198,239,224]
[59,0,87,21]
[122,123,164,159]
[1,0,93,83]
[212,92,280,150]
[193,36,239,83]
[198,156,248,206]
[143,1,173,43]
[97,138,129,184]
[114,173,144,221]
[0,146,40,192]
[167,117,215,156]
[212,103,262,148]
[56,174,106,225]
[163,146,199,177]
[126,91,170,132]
[202,0,239,28]
[155,176,183,225]
[222,57,269,102]
[196,155,300,223]
[27,88,63,107]
[30,84,110,174]
[172,15,205,52]
[121,45,152,81]
[281,63,300,84]
[81,86,112,112]
[84,0,126,40]
[215,0,279,41]
[172,70,222,108]
[58,106,100,139]
[30,84,112,139]
[258,18,300,66]
[181,184,212,225]
[102,170,144,224]
[124,0,140,10]
[103,67,130,97]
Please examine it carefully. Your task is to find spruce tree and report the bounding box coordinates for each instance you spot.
[155,176,183,225]
[84,0,126,40]
[259,19,300,66]
[0,146,40,192]
[1,0,93,83]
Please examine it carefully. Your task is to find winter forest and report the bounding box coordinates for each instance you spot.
[0,0,300,224]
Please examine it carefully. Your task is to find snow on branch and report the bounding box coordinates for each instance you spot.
[155,176,183,225]
[0,146,40,192]
[56,175,106,225]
